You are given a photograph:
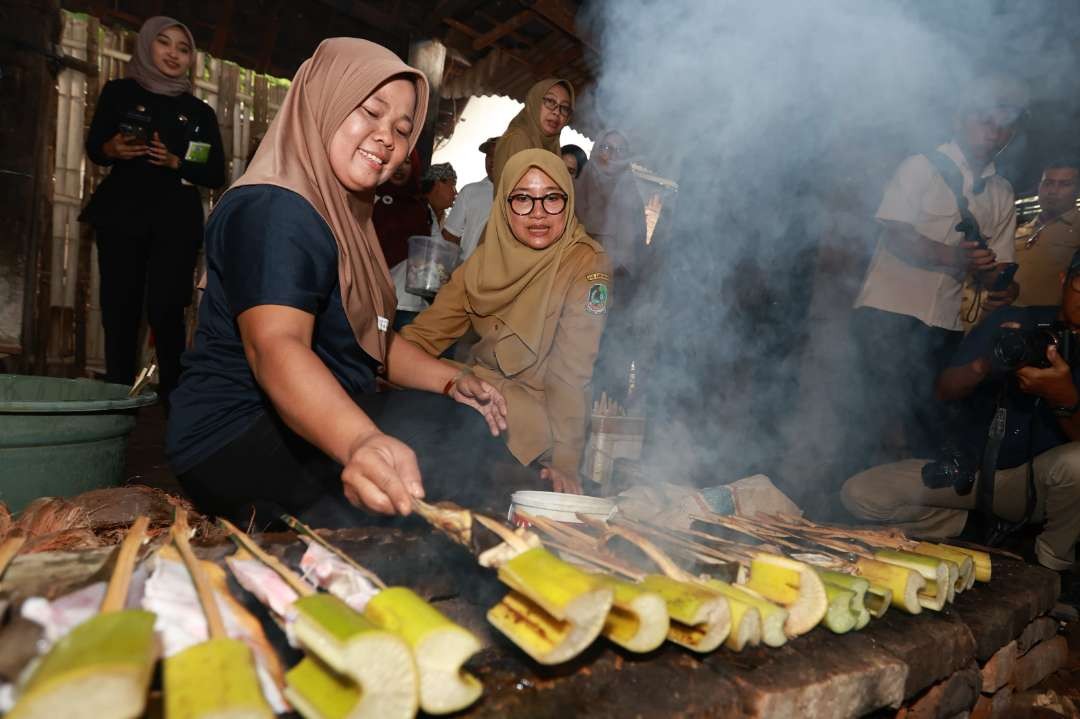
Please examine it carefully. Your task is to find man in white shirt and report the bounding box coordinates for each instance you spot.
[442,137,497,260]
[850,78,1025,461]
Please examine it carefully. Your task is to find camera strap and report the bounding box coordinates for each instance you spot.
[923,150,987,245]
[924,150,990,324]
[977,388,1039,546]
[976,401,1006,519]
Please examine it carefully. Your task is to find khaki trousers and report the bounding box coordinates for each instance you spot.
[841,442,1080,570]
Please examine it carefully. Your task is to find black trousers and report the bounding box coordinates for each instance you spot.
[179,390,543,529]
[849,307,963,468]
[94,191,202,405]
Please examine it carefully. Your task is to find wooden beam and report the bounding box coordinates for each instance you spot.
[522,0,597,53]
[314,0,405,34]
[442,18,532,67]
[472,10,532,51]
[209,0,234,58]
[478,10,533,46]
[533,42,581,78]
[424,0,485,35]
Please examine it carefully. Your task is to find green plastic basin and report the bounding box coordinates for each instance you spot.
[0,374,156,512]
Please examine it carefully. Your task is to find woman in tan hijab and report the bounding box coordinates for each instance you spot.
[166,38,508,526]
[491,78,574,186]
[401,149,611,495]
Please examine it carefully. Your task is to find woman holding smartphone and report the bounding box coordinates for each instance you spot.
[81,16,226,408]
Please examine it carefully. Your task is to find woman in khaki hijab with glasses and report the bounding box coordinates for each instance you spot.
[167,38,508,526]
[491,79,574,186]
[401,149,611,495]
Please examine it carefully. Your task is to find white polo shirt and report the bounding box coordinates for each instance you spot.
[854,141,1016,331]
[443,177,494,261]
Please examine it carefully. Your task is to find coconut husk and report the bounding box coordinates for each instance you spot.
[22,528,105,554]
[15,498,92,538]
[69,486,186,530]
[7,487,221,555]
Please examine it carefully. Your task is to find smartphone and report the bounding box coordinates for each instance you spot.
[118,108,152,144]
[990,262,1019,292]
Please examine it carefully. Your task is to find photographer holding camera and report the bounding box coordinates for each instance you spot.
[843,249,1080,583]
[80,16,226,410]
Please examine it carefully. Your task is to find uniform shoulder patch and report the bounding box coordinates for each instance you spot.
[585,282,609,315]
[585,271,610,282]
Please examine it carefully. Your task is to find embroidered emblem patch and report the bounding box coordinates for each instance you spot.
[585,272,610,282]
[585,283,609,315]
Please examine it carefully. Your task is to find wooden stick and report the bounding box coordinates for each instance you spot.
[0,531,26,579]
[172,509,227,639]
[524,515,645,580]
[473,514,532,552]
[543,539,645,581]
[100,516,150,613]
[523,513,597,547]
[281,514,387,590]
[219,518,315,597]
[613,516,744,565]
[579,515,693,582]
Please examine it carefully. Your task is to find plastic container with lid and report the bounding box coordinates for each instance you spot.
[405,234,460,298]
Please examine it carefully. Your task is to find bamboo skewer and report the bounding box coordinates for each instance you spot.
[523,514,645,581]
[579,515,694,583]
[166,510,274,718]
[101,515,150,613]
[692,512,874,562]
[8,517,157,719]
[612,516,749,566]
[282,515,387,590]
[172,510,226,638]
[219,518,315,597]
[474,513,532,552]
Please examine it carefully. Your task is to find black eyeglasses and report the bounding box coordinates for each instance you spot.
[597,142,628,157]
[507,192,568,216]
[541,96,573,119]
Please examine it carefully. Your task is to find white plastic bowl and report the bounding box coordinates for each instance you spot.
[508,490,615,525]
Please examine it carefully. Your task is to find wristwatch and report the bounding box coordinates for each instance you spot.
[1052,401,1080,418]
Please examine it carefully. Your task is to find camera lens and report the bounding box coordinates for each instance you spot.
[993,329,1031,371]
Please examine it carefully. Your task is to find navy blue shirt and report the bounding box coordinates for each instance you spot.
[166,185,379,474]
[950,306,1076,469]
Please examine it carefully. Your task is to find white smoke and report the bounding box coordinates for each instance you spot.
[576,0,1079,504]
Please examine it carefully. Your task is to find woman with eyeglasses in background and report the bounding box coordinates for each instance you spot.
[400,149,611,498]
[491,79,574,187]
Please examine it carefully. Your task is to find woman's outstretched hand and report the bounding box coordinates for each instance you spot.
[147,131,181,169]
[449,374,509,436]
[103,132,148,160]
[540,466,582,495]
[341,430,424,515]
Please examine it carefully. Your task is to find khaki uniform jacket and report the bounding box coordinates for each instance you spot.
[1014,209,1079,307]
[400,243,611,478]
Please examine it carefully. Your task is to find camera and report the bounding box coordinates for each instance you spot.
[921,441,978,495]
[992,321,1076,372]
[118,107,152,144]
